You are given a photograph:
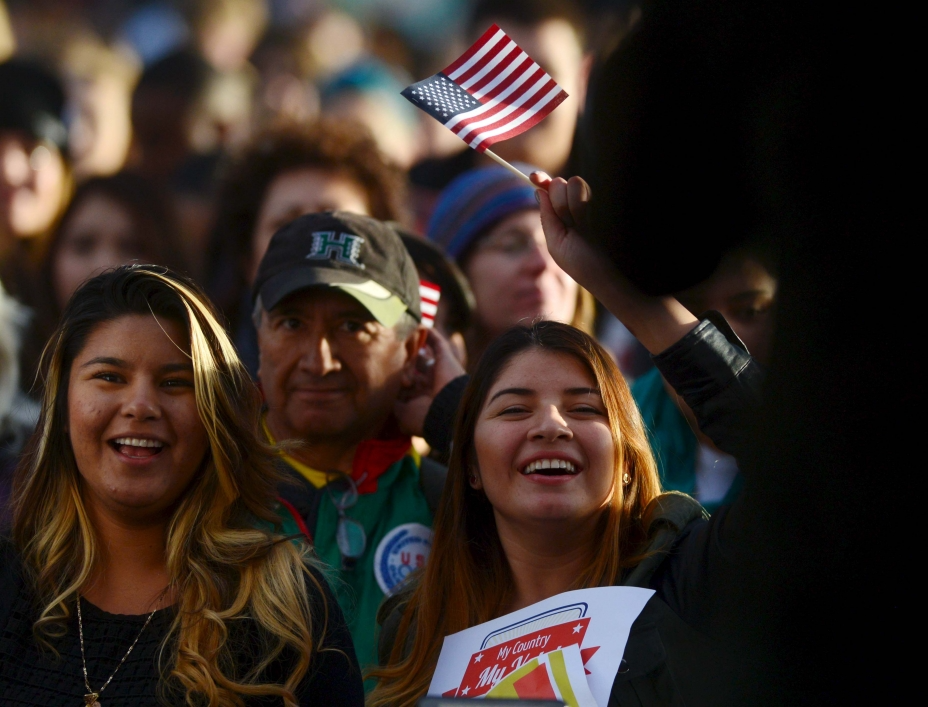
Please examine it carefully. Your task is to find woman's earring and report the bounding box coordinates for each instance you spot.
[622,472,631,485]
[469,474,478,484]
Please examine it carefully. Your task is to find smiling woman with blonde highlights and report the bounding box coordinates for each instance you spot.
[0,265,362,706]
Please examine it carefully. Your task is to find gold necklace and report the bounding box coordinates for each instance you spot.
[76,588,168,706]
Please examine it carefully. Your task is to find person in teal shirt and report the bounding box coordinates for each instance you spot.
[252,211,450,674]
[632,246,777,513]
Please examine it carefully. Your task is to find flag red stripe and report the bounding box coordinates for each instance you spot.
[472,89,568,151]
[454,38,514,89]
[444,24,503,78]
[471,52,530,100]
[465,76,558,137]
[460,44,521,95]
[470,86,567,150]
[445,57,538,130]
[478,60,542,103]
[463,80,556,146]
[472,94,567,152]
[456,69,550,138]
[451,65,547,137]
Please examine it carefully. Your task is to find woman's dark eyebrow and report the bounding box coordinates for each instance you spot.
[80,356,126,368]
[79,358,193,372]
[488,387,534,403]
[161,362,194,373]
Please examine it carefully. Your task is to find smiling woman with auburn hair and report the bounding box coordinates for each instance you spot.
[369,321,666,706]
[0,265,363,706]
[370,312,764,706]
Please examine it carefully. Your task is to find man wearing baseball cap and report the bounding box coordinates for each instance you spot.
[253,211,443,671]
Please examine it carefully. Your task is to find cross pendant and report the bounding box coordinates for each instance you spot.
[84,693,100,706]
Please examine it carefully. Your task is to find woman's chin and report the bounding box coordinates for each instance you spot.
[518,504,596,526]
[88,484,180,519]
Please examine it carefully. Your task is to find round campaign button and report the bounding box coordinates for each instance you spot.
[373,522,433,595]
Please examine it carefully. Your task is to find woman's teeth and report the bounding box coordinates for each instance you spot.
[113,437,164,448]
[522,459,577,475]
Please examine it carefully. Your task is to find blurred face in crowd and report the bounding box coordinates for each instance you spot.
[464,209,578,336]
[130,89,191,182]
[480,18,585,174]
[67,315,209,523]
[52,191,150,309]
[0,132,68,242]
[677,253,778,365]
[257,288,419,448]
[472,348,615,528]
[324,91,419,170]
[66,71,134,179]
[247,168,371,283]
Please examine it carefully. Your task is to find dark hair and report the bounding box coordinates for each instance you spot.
[397,231,475,336]
[581,5,770,294]
[133,49,212,107]
[0,58,69,154]
[205,119,408,319]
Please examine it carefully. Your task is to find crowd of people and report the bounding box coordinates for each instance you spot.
[0,0,907,706]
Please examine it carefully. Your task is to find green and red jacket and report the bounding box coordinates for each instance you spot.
[269,422,440,673]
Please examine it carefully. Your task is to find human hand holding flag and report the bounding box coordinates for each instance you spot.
[401,24,569,184]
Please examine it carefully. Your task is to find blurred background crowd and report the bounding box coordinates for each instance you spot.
[0,0,777,519]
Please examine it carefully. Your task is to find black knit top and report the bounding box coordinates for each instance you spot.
[0,540,364,706]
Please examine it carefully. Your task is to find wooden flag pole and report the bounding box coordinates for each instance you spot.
[484,149,534,186]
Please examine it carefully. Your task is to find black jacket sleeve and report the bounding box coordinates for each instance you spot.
[640,315,763,632]
[652,313,764,463]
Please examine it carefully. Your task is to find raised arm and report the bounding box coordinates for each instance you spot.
[531,172,699,354]
[532,172,762,460]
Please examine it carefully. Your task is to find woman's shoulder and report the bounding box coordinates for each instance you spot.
[622,492,708,588]
[642,492,708,533]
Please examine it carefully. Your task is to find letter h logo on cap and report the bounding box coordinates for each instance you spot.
[306,231,365,269]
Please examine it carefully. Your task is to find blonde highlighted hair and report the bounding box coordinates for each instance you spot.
[11,264,327,706]
[368,320,662,706]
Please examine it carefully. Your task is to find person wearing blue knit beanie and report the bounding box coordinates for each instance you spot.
[427,165,594,367]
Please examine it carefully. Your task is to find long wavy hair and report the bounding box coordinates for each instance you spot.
[10,265,327,706]
[368,321,662,707]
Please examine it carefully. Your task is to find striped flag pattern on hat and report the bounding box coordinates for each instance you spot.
[401,24,568,153]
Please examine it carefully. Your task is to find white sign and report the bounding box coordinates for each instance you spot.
[428,586,654,706]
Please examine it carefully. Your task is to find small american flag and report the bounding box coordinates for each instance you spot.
[419,280,441,329]
[402,24,568,153]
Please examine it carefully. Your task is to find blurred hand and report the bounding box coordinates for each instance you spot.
[394,328,467,437]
